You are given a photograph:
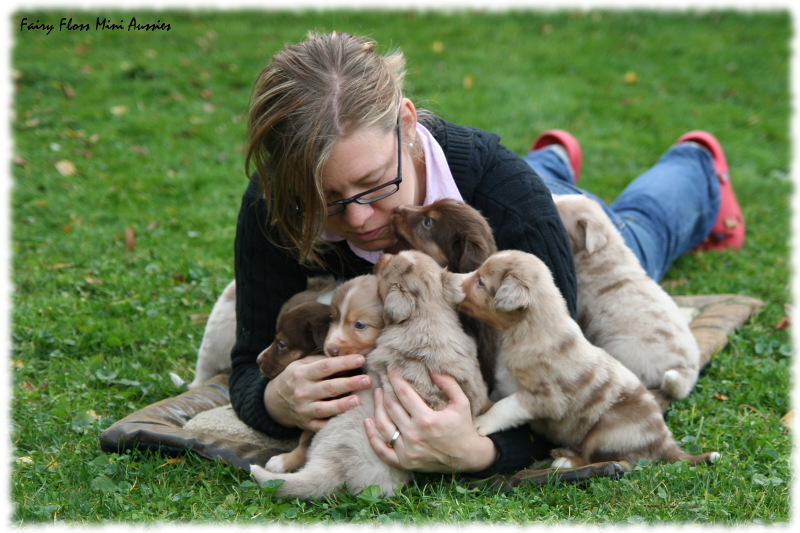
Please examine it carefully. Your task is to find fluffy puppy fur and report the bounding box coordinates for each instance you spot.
[391,198,499,386]
[458,250,719,469]
[555,195,701,400]
[180,276,337,389]
[185,280,237,389]
[250,251,490,498]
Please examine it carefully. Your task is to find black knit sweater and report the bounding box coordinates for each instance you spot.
[230,116,576,475]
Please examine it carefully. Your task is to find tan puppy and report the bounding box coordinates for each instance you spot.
[250,251,489,498]
[555,195,701,400]
[184,280,237,389]
[458,250,719,469]
[391,199,500,386]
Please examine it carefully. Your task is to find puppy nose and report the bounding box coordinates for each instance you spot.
[326,346,340,357]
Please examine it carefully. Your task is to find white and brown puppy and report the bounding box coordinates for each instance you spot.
[555,195,701,400]
[391,199,499,386]
[458,250,719,469]
[250,251,490,498]
[323,275,385,359]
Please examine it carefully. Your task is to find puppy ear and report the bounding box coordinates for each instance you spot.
[581,217,608,254]
[383,286,415,323]
[494,274,530,313]
[457,237,491,272]
[308,313,332,353]
[441,271,465,306]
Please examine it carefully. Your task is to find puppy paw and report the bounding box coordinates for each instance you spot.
[473,414,497,436]
[265,455,287,473]
[250,464,269,483]
[550,447,578,459]
[551,457,578,469]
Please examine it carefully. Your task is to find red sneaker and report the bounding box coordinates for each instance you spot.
[532,129,583,183]
[676,131,745,250]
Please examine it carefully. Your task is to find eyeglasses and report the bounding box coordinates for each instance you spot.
[326,116,403,216]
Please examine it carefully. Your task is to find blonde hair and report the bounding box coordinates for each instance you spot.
[245,31,407,266]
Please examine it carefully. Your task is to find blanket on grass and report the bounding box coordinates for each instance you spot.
[99,294,762,488]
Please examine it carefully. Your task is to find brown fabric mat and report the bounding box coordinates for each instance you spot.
[99,293,762,480]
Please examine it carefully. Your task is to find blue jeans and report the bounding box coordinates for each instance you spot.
[524,143,720,282]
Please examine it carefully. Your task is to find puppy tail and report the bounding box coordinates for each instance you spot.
[661,444,721,466]
[660,366,699,400]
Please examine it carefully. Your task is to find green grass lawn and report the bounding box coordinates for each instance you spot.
[9,8,792,525]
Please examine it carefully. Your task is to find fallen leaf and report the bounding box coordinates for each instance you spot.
[462,74,474,90]
[774,316,791,331]
[624,71,639,84]
[110,105,128,116]
[62,83,76,99]
[125,226,136,251]
[16,456,34,465]
[55,160,77,176]
[781,410,793,429]
[431,41,444,54]
[713,393,729,401]
[85,409,99,419]
[10,360,24,369]
[13,155,28,166]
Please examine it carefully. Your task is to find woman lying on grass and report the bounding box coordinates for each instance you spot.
[230,31,744,477]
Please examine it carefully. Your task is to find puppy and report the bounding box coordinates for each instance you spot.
[256,301,331,379]
[183,279,237,389]
[250,251,490,498]
[459,250,719,469]
[391,199,499,385]
[555,195,701,400]
[255,300,331,473]
[392,198,496,273]
[177,276,337,390]
[262,275,383,474]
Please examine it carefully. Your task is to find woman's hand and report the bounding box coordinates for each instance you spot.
[364,367,497,473]
[264,354,371,432]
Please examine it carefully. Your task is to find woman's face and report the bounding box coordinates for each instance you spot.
[322,108,422,253]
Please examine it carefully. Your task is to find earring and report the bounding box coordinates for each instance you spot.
[408,142,414,148]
